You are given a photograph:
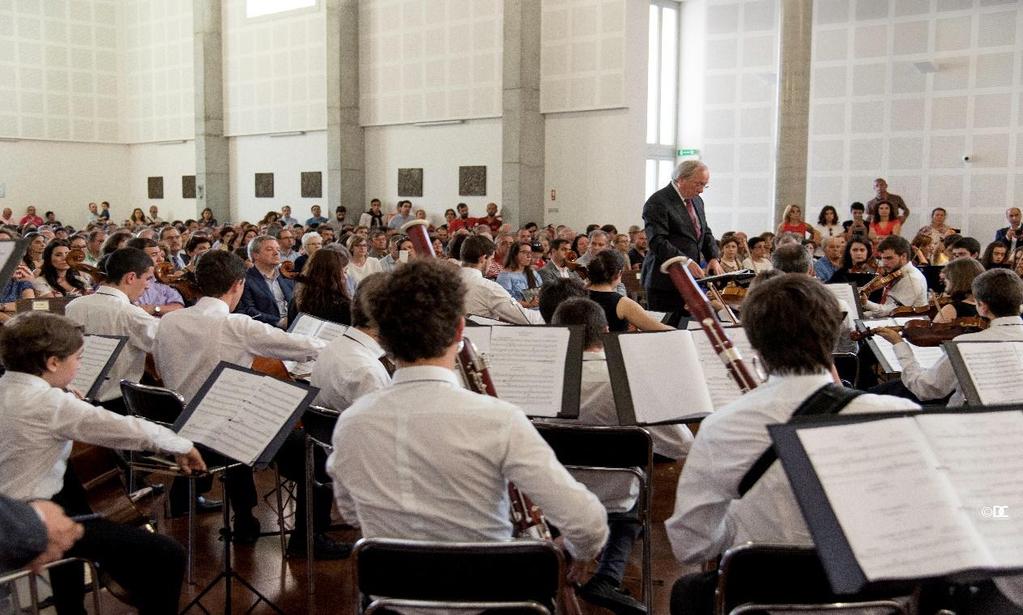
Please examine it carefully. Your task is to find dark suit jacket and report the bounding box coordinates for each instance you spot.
[236,266,294,326]
[537,260,582,287]
[0,495,47,573]
[640,183,719,300]
[995,226,1020,244]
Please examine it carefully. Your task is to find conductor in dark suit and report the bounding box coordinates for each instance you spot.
[236,235,294,328]
[641,161,722,325]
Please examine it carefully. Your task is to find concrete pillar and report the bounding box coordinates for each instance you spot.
[193,0,229,222]
[502,0,544,229]
[773,0,813,224]
[326,0,364,217]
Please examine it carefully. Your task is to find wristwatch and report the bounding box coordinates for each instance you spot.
[154,305,162,316]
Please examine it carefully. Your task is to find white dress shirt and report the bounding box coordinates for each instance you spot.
[0,371,192,500]
[665,372,919,564]
[153,296,325,402]
[347,257,383,286]
[894,315,1023,405]
[864,262,928,317]
[458,267,544,325]
[65,287,158,402]
[560,351,693,513]
[310,328,391,411]
[327,365,609,560]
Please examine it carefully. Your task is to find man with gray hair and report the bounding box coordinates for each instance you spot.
[641,160,722,326]
[236,235,294,328]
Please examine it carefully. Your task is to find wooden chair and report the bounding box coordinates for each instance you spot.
[354,537,563,614]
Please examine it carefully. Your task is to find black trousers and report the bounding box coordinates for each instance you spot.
[177,430,332,534]
[51,470,185,615]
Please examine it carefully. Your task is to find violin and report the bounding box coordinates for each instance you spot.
[850,316,988,347]
[154,262,202,304]
[66,247,106,284]
[858,268,903,300]
[564,251,589,280]
[720,283,747,306]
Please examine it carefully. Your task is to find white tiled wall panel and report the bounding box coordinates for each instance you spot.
[699,0,779,235]
[807,0,1023,240]
[540,0,626,113]
[359,0,502,126]
[1,0,121,141]
[223,0,326,135]
[120,0,194,142]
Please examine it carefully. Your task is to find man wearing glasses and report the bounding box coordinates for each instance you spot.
[640,160,722,327]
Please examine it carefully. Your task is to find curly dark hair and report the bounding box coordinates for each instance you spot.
[372,259,466,362]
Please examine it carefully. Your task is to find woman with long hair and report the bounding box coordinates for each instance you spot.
[933,258,984,323]
[199,207,217,227]
[214,226,237,251]
[980,241,1009,270]
[32,239,91,297]
[816,205,842,241]
[830,238,875,283]
[497,241,542,307]
[777,204,821,243]
[288,248,353,325]
[571,234,589,258]
[868,201,901,247]
[129,208,148,228]
[587,250,671,332]
[22,232,46,273]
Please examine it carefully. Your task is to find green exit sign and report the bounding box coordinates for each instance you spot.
[677,148,700,157]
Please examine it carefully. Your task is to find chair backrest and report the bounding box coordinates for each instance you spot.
[119,380,186,426]
[716,544,907,615]
[354,538,561,608]
[303,405,340,447]
[532,423,652,470]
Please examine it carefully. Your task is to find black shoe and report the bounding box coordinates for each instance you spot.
[287,533,352,561]
[578,575,647,615]
[196,496,222,512]
[233,515,261,544]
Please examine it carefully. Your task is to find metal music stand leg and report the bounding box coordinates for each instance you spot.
[179,472,285,615]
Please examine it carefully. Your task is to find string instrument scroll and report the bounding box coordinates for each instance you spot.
[659,256,759,392]
[857,268,903,305]
[456,339,582,614]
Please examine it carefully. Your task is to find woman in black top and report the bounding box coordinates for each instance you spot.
[287,247,352,325]
[586,250,671,332]
[934,257,983,323]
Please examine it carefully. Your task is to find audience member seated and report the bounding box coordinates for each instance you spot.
[236,235,292,328]
[496,241,542,307]
[32,239,91,298]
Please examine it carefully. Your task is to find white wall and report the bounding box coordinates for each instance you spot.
[543,0,647,232]
[364,119,502,224]
[229,130,327,224]
[806,0,1023,242]
[0,140,129,228]
[125,140,196,222]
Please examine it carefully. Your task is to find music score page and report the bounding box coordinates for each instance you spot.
[617,330,713,423]
[952,342,1023,405]
[69,335,123,398]
[796,412,1023,582]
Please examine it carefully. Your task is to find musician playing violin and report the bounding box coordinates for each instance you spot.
[0,312,206,615]
[862,235,927,318]
[873,268,1023,406]
[932,258,983,323]
[327,259,608,581]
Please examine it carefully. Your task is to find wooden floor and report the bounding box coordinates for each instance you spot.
[92,459,697,614]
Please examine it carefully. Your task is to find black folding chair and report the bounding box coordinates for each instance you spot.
[354,537,563,614]
[715,544,909,615]
[532,423,654,612]
[300,404,341,595]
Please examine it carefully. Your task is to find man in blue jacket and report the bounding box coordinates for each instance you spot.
[236,235,294,328]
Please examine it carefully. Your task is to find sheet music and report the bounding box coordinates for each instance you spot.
[618,330,713,422]
[952,342,1023,405]
[0,241,17,282]
[915,412,1023,568]
[460,326,492,355]
[860,318,945,372]
[284,314,349,376]
[825,283,859,329]
[467,314,509,326]
[798,417,991,581]
[691,328,763,409]
[486,326,569,418]
[179,369,309,466]
[69,335,122,398]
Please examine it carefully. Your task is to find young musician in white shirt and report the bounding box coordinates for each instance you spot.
[65,247,158,413]
[0,312,206,614]
[457,235,544,325]
[328,259,608,575]
[310,272,392,411]
[154,250,346,559]
[666,275,918,615]
[862,235,928,318]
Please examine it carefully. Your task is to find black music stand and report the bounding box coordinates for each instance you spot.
[175,362,318,615]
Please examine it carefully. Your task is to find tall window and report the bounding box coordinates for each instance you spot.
[645,1,679,196]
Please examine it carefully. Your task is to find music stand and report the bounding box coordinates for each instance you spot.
[175,362,318,614]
